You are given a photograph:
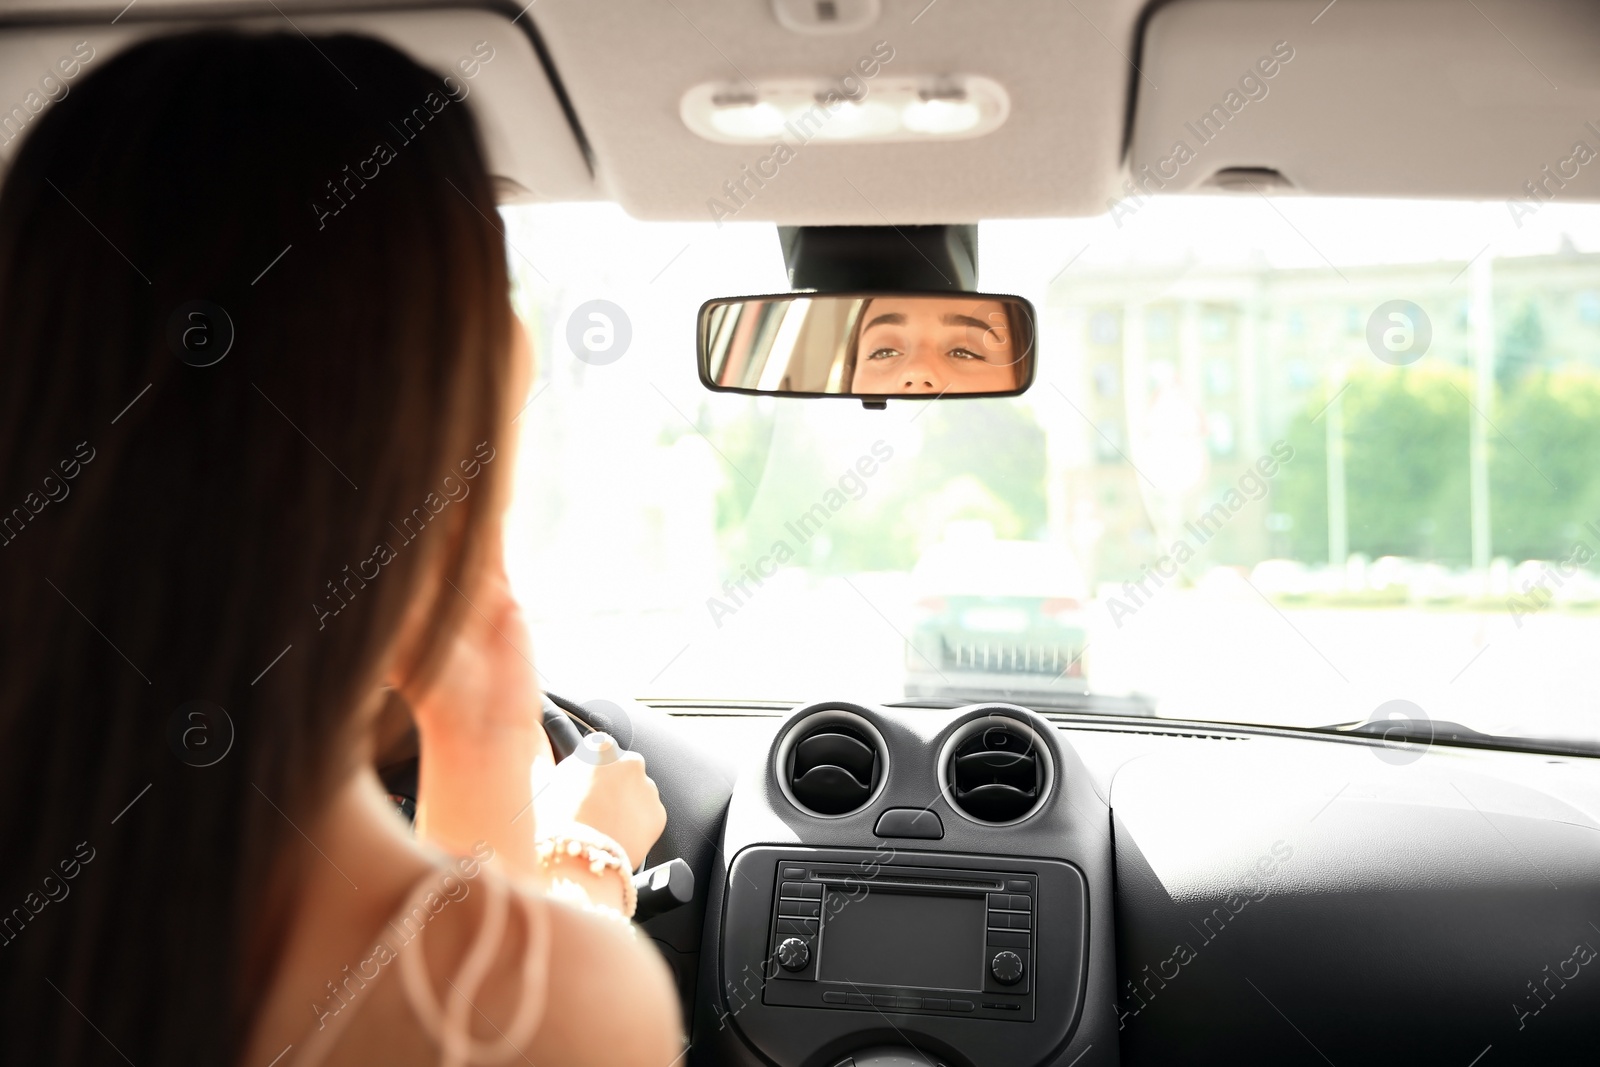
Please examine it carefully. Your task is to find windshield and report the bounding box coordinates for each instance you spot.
[501,197,1600,748]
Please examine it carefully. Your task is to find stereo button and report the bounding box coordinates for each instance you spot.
[779,899,821,918]
[991,951,1025,985]
[873,808,944,839]
[777,937,810,971]
[950,999,975,1012]
[988,929,1029,948]
[781,881,822,899]
[922,997,947,1010]
[1005,879,1031,893]
[823,991,848,1004]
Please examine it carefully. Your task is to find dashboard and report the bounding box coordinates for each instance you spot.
[699,705,1116,1067]
[584,697,1600,1067]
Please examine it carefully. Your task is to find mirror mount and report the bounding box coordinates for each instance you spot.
[777,225,981,407]
[778,224,978,293]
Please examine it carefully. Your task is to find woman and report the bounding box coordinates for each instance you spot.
[0,30,680,1067]
[846,294,1030,395]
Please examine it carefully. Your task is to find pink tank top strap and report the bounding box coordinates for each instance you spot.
[292,864,551,1067]
[396,869,552,1067]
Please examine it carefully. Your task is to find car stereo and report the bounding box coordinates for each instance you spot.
[761,859,1037,1022]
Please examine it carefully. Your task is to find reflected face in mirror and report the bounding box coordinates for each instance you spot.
[848,296,1021,395]
[698,290,1034,399]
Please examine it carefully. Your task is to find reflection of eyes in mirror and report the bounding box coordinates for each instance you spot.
[698,291,1034,399]
[848,296,1021,395]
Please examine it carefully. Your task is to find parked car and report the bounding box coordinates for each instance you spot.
[904,528,1092,704]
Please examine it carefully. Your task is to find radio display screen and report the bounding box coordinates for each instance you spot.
[819,888,986,991]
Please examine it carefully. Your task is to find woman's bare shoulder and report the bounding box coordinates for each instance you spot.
[310,874,683,1067]
[525,890,685,1067]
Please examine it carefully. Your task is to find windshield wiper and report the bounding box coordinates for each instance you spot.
[1338,718,1493,743]
[1310,718,1600,759]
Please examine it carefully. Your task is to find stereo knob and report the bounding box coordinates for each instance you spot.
[777,937,810,971]
[991,950,1024,985]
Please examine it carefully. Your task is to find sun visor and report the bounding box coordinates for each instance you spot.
[0,7,594,204]
[1129,0,1600,207]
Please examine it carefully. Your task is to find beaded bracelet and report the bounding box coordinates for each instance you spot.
[536,824,637,918]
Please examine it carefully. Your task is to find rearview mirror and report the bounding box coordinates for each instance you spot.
[698,291,1036,401]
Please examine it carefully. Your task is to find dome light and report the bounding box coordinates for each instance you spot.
[708,99,789,140]
[682,75,1009,145]
[903,95,983,135]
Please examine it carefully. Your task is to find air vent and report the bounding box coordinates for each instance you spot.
[942,716,1053,825]
[776,709,887,817]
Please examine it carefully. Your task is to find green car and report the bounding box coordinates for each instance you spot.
[903,533,1095,706]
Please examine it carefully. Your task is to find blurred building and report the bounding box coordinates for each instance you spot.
[1045,242,1600,583]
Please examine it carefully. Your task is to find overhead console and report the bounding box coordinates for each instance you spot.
[693,702,1117,1067]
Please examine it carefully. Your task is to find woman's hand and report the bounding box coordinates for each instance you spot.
[393,514,665,901]
[399,537,553,878]
[536,735,667,869]
[405,538,545,746]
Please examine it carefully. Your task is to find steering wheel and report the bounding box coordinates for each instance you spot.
[376,689,695,921]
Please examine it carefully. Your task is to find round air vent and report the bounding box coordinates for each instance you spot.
[775,709,887,818]
[940,714,1053,825]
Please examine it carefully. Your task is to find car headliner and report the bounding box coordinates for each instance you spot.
[0,0,1596,222]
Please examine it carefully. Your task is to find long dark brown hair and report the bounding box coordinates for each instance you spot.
[0,31,512,1064]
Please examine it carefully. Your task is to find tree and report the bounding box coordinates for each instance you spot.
[1497,302,1545,392]
[709,398,1051,575]
[1275,365,1600,567]
[1489,371,1600,562]
[1275,367,1471,563]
